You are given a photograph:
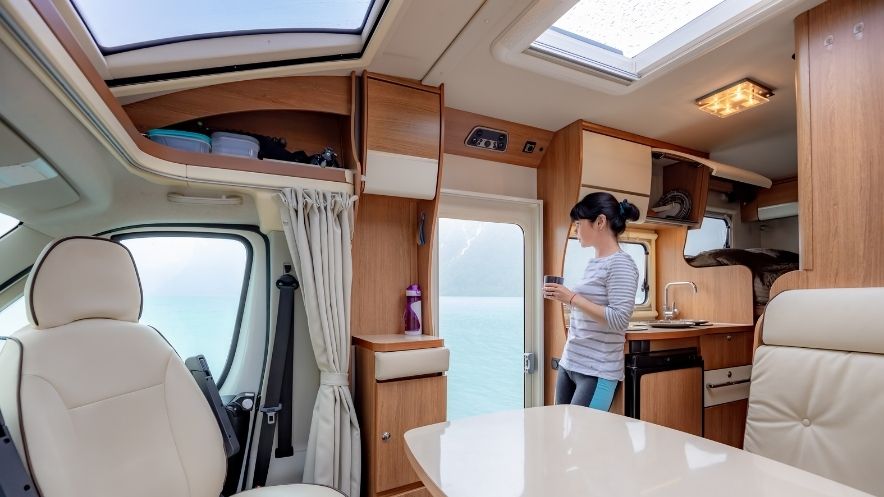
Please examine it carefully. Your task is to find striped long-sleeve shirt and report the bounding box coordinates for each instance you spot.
[559,251,638,381]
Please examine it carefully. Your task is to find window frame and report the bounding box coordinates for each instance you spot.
[111,230,254,387]
[685,213,733,256]
[71,0,379,55]
[0,220,22,241]
[565,227,658,320]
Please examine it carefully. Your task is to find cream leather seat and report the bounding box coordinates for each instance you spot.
[0,236,343,497]
[744,287,884,496]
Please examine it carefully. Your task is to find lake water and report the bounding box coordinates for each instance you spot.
[439,296,525,420]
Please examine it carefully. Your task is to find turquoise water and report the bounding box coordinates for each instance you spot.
[439,296,525,420]
[140,296,239,375]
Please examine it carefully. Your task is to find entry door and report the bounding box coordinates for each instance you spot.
[435,191,543,419]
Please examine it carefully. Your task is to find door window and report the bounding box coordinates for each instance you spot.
[438,218,525,420]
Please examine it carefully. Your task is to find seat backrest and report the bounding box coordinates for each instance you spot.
[0,236,226,497]
[744,287,884,496]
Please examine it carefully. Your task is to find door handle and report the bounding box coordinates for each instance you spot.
[523,353,537,374]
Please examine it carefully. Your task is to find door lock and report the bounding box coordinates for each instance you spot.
[523,353,537,374]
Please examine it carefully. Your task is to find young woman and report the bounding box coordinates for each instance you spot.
[543,192,640,410]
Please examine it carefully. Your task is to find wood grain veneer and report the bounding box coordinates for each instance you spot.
[639,367,703,436]
[656,227,754,325]
[704,399,749,449]
[772,0,884,297]
[444,108,553,168]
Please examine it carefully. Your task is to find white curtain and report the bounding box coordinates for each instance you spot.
[278,188,360,497]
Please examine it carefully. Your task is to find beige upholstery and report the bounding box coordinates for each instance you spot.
[0,237,344,497]
[374,347,450,381]
[25,236,142,329]
[745,288,884,496]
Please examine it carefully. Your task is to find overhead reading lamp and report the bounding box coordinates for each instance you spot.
[696,78,774,118]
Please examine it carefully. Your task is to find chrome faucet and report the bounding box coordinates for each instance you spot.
[663,281,698,320]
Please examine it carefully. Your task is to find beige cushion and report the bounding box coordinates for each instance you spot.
[763,287,884,354]
[745,288,884,496]
[237,484,345,496]
[25,236,142,329]
[9,319,227,497]
[374,347,450,381]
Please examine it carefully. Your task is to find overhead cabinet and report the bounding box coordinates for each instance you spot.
[581,131,652,223]
[362,74,442,199]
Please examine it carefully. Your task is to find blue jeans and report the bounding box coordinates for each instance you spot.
[555,367,617,411]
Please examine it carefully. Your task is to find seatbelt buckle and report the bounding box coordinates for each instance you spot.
[260,404,282,425]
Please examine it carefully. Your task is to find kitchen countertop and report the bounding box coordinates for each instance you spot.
[626,322,754,341]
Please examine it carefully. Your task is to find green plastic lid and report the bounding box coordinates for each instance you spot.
[147,129,211,145]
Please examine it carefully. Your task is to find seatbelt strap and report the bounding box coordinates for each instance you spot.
[274,321,295,459]
[0,336,39,497]
[252,269,299,487]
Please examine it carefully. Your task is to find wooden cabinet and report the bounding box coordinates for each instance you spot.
[361,72,442,200]
[704,399,749,448]
[741,177,798,222]
[699,331,753,447]
[639,367,703,436]
[699,332,753,370]
[375,376,446,492]
[354,335,447,497]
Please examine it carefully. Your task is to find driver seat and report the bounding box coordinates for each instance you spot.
[0,236,343,497]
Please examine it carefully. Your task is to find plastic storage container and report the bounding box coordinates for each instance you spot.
[146,129,211,153]
[211,132,260,158]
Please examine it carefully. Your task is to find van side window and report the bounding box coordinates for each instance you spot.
[0,213,20,239]
[684,215,731,256]
[118,234,251,381]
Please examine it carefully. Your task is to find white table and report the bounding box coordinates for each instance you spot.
[404,405,871,497]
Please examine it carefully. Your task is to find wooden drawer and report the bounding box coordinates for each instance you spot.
[388,485,431,497]
[699,332,753,370]
[704,399,749,448]
[375,375,446,493]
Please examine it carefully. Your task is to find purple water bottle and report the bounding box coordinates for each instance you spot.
[403,284,422,336]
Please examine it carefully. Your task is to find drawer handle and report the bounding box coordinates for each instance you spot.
[706,378,750,389]
[381,432,391,442]
[726,335,733,341]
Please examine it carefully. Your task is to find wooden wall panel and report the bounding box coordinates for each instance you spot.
[656,227,754,324]
[352,195,420,334]
[537,121,584,404]
[444,108,553,168]
[704,400,749,448]
[772,0,884,299]
[123,76,352,131]
[365,77,441,160]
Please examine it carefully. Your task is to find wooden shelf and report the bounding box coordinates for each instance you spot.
[123,75,360,184]
[352,334,444,352]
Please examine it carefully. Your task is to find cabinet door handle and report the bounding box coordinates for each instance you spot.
[381,432,391,442]
[726,335,733,341]
[706,378,750,389]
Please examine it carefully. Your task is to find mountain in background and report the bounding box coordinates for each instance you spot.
[438,219,525,297]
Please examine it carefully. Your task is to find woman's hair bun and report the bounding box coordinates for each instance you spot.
[620,199,640,222]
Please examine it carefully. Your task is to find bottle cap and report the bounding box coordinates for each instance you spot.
[406,284,421,297]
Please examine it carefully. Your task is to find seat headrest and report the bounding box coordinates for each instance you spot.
[764,287,884,354]
[25,236,143,329]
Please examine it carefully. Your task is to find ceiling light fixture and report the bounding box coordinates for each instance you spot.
[696,78,774,118]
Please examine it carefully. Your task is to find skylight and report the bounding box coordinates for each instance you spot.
[551,0,724,58]
[71,0,375,53]
[0,212,19,238]
[527,0,769,84]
